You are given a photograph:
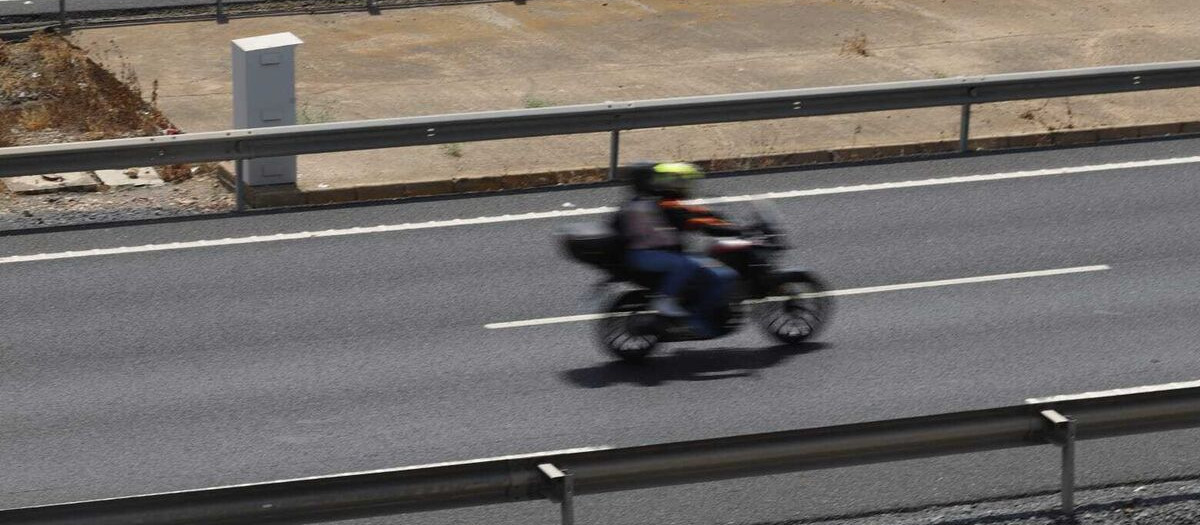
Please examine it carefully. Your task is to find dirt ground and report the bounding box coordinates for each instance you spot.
[6,0,1200,229]
[0,33,166,146]
[0,177,234,230]
[0,32,234,230]
[70,0,1200,194]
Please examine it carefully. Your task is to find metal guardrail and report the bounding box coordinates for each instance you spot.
[4,381,1200,525]
[2,60,1200,185]
[3,0,499,31]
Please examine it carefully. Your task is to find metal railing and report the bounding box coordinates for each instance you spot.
[3,381,1199,525]
[5,0,503,31]
[2,61,1199,186]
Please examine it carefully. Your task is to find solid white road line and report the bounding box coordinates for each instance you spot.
[694,155,1200,205]
[486,312,634,329]
[806,264,1111,297]
[1025,379,1200,404]
[483,265,1110,329]
[40,446,612,505]
[0,207,613,265]
[4,154,1199,265]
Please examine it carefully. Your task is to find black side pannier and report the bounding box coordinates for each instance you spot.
[558,221,625,269]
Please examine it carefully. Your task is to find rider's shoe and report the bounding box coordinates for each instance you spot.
[651,296,690,318]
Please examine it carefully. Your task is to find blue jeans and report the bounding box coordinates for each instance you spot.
[626,249,737,336]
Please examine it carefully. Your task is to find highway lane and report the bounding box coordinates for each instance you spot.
[0,0,462,18]
[0,0,262,18]
[3,138,1200,524]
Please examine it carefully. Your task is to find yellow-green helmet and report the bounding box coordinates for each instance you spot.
[627,161,705,198]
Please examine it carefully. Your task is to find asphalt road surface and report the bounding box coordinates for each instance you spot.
[0,0,258,18]
[4,138,1200,525]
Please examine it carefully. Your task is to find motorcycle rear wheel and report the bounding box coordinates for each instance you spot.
[597,290,660,362]
[754,272,832,345]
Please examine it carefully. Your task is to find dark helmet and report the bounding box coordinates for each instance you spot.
[624,161,705,199]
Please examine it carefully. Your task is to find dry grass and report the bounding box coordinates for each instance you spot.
[1017,100,1076,132]
[1,32,169,141]
[156,164,193,183]
[0,32,202,180]
[841,31,871,57]
[0,42,12,146]
[19,106,53,131]
[0,110,11,149]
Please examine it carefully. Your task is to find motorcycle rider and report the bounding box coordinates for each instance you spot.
[617,162,740,337]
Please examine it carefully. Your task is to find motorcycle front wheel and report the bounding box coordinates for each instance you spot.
[754,272,833,345]
[597,290,660,362]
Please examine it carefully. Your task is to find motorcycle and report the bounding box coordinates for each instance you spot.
[557,199,832,361]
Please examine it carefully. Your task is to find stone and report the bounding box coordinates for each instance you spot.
[247,184,305,207]
[1179,121,1200,135]
[453,176,506,193]
[402,180,456,197]
[781,150,834,165]
[94,167,165,188]
[1137,123,1182,138]
[500,172,558,190]
[304,187,358,205]
[3,172,100,195]
[1006,133,1053,149]
[1053,129,1099,147]
[555,169,607,185]
[1098,126,1139,141]
[355,184,408,202]
[967,136,1009,151]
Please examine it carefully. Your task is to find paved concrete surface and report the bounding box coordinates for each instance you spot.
[0,167,233,229]
[2,171,99,194]
[5,138,1200,524]
[68,0,1200,198]
[94,167,165,187]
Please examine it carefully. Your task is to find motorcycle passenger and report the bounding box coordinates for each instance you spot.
[617,162,740,337]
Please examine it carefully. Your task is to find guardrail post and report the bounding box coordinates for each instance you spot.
[539,463,575,525]
[366,0,380,15]
[959,104,971,152]
[216,0,227,24]
[235,159,247,212]
[1042,409,1077,517]
[608,130,620,181]
[58,0,68,32]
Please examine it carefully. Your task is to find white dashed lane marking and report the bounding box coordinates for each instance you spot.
[484,265,1111,329]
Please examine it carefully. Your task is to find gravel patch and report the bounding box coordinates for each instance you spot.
[0,171,233,231]
[767,478,1200,525]
[0,32,235,233]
